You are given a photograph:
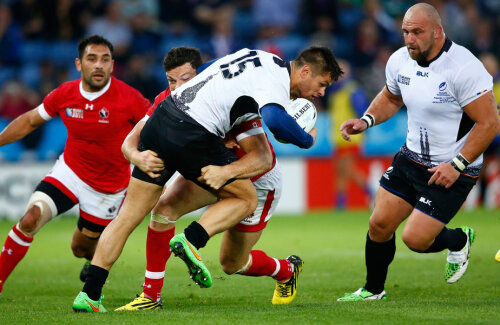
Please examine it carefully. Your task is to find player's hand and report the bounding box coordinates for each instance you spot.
[340,119,367,141]
[198,165,231,190]
[427,163,460,188]
[307,127,317,148]
[131,150,165,178]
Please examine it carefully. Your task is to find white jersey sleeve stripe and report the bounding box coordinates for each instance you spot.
[37,103,53,121]
[235,127,265,142]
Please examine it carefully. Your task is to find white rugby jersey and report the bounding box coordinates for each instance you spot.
[170,48,290,138]
[386,38,492,169]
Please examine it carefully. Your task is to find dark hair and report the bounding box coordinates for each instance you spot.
[78,35,114,59]
[163,47,202,72]
[294,46,343,81]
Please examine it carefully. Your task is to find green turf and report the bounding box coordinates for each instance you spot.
[0,209,499,324]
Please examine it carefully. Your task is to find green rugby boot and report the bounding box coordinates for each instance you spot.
[72,291,107,313]
[445,226,475,284]
[337,288,387,301]
[169,233,212,288]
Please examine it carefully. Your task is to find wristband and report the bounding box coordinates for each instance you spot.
[360,113,375,128]
[450,153,470,172]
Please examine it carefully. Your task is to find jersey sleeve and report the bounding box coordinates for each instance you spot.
[452,60,493,108]
[42,87,64,118]
[385,50,403,96]
[231,119,265,142]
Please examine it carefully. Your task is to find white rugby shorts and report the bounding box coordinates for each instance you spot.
[42,155,127,226]
[234,161,282,232]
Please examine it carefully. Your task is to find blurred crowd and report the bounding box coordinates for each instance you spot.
[0,0,499,160]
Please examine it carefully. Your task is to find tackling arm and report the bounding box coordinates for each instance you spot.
[198,133,273,190]
[0,107,46,147]
[121,120,164,178]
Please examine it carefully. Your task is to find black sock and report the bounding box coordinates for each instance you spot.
[423,227,467,253]
[364,232,396,295]
[184,221,209,250]
[82,265,109,301]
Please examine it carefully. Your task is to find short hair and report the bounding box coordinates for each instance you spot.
[78,35,114,59]
[163,47,203,72]
[294,46,343,81]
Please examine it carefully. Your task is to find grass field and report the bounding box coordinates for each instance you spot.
[0,209,499,324]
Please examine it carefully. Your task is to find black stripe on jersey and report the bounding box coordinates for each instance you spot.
[229,96,259,126]
[456,111,475,142]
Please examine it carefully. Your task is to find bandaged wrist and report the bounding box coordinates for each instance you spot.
[451,153,470,172]
[360,113,375,128]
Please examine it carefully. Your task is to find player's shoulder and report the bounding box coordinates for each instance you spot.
[111,77,148,99]
[445,42,481,67]
[387,46,410,67]
[45,79,79,99]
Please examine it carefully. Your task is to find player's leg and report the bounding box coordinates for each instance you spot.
[170,178,257,288]
[73,177,163,312]
[117,176,217,310]
[338,154,414,301]
[0,180,75,295]
[404,173,476,284]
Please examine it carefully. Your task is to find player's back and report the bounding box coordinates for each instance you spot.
[170,49,290,138]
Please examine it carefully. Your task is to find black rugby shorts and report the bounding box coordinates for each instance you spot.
[379,152,477,224]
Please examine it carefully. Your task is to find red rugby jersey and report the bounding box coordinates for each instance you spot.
[41,77,150,193]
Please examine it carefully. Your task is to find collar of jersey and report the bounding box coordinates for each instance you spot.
[417,37,452,68]
[79,77,112,101]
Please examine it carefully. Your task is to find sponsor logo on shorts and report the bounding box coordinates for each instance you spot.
[419,197,432,206]
[383,166,394,180]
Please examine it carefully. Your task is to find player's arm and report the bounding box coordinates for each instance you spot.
[260,104,316,149]
[121,120,165,178]
[428,91,500,188]
[198,133,273,190]
[340,86,404,141]
[0,107,46,147]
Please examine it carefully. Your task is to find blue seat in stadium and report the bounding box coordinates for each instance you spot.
[48,41,79,68]
[267,34,307,61]
[158,33,199,60]
[21,41,48,63]
[36,118,67,161]
[0,118,25,161]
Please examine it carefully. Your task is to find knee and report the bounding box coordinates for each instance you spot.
[368,215,394,241]
[401,230,430,252]
[71,242,94,259]
[19,206,42,234]
[219,255,240,275]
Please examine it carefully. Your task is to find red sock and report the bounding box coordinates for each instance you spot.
[243,250,293,282]
[0,225,34,292]
[143,226,175,301]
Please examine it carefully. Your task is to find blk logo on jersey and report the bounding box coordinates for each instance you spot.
[397,74,411,85]
[66,108,84,119]
[439,82,447,91]
[416,71,429,77]
[99,107,110,123]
